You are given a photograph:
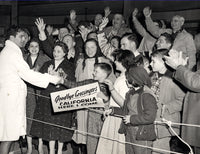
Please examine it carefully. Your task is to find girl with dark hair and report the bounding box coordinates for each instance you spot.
[31,41,75,154]
[105,65,158,154]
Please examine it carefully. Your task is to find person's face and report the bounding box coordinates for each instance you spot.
[93,66,107,81]
[10,31,29,48]
[115,60,124,72]
[62,35,75,50]
[53,45,66,61]
[94,14,103,26]
[58,28,69,41]
[112,14,124,27]
[28,41,39,55]
[150,56,165,72]
[87,32,97,41]
[156,36,171,50]
[171,16,183,31]
[111,38,119,49]
[85,41,97,58]
[120,37,135,52]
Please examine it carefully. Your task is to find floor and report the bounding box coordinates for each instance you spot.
[9,141,74,154]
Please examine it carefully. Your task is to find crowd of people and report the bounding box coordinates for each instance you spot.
[0,5,200,154]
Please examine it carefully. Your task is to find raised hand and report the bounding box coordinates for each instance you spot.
[35,17,46,32]
[164,51,189,70]
[79,27,88,42]
[132,8,138,19]
[104,6,111,17]
[143,6,152,17]
[99,17,109,31]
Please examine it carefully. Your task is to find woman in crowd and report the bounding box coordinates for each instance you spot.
[31,41,75,154]
[75,38,115,82]
[73,38,115,153]
[97,49,135,154]
[25,38,50,154]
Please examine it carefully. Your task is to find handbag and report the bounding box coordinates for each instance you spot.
[136,92,157,141]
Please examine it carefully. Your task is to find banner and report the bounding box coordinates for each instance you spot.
[50,82,105,112]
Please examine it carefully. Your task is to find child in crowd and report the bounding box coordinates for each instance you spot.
[74,38,115,153]
[75,38,115,82]
[58,62,112,154]
[150,49,185,153]
[25,38,50,154]
[96,49,135,154]
[31,41,75,154]
[106,65,158,154]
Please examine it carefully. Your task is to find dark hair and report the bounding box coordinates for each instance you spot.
[78,21,92,29]
[82,38,104,70]
[26,38,40,51]
[121,33,139,48]
[151,48,169,59]
[54,41,69,54]
[94,62,112,77]
[6,25,29,39]
[112,49,135,70]
[160,33,173,45]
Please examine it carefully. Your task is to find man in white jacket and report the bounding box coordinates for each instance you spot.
[0,26,61,154]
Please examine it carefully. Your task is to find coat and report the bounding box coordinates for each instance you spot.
[174,65,200,147]
[30,59,76,142]
[155,75,185,138]
[0,40,56,141]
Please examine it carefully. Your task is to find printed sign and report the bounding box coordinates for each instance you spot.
[50,82,105,112]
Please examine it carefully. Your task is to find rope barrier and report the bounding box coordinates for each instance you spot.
[27,91,196,154]
[27,117,182,154]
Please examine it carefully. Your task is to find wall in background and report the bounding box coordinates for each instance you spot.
[0,1,200,36]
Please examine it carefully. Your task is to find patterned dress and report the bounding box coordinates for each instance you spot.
[30,59,75,142]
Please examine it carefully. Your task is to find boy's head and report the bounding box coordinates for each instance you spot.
[150,49,169,72]
[93,63,112,82]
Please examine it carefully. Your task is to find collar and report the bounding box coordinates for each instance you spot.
[157,69,173,78]
[5,40,22,56]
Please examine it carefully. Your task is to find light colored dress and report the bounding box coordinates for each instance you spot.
[96,74,129,154]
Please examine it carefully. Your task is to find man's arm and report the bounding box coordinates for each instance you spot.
[174,65,200,92]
